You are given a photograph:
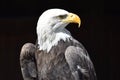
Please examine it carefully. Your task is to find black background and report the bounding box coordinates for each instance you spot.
[0,0,119,80]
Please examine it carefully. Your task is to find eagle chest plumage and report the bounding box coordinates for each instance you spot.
[35,39,78,80]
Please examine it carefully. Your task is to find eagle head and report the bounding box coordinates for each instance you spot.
[36,8,81,52]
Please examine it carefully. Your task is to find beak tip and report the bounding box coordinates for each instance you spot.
[78,23,81,28]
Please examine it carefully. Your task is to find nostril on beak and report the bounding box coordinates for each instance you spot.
[70,15,73,17]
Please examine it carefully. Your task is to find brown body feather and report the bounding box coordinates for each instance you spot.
[35,39,76,80]
[20,39,97,80]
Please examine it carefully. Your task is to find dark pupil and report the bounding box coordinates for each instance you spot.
[58,14,67,19]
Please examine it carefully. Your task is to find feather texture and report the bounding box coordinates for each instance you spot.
[20,43,37,80]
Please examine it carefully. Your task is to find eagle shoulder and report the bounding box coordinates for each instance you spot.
[65,41,97,80]
[20,43,37,80]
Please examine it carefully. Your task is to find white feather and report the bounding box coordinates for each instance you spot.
[77,65,87,73]
[36,9,72,53]
[37,29,72,53]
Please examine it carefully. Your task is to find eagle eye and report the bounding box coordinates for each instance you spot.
[58,14,67,19]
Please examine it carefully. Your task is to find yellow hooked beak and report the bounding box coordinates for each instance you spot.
[62,13,81,27]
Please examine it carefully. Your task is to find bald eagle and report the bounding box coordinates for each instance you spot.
[20,9,97,80]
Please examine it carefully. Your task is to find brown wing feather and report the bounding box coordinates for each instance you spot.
[65,45,97,80]
[20,43,37,80]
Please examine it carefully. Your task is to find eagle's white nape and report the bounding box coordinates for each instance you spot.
[37,9,72,52]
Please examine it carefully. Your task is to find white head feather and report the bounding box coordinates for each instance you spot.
[37,9,72,52]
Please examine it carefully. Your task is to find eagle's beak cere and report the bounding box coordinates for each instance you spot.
[62,13,81,27]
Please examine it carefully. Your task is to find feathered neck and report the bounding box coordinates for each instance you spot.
[37,28,72,53]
